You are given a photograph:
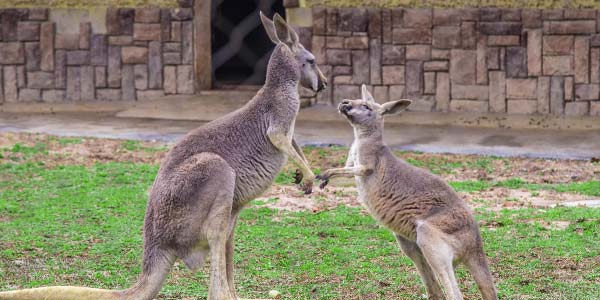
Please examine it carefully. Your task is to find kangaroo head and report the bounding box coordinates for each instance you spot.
[260,11,327,92]
[338,85,412,131]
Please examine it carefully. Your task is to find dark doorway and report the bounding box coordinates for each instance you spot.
[211,0,284,88]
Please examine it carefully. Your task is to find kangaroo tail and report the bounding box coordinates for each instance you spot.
[0,247,175,300]
[465,235,498,300]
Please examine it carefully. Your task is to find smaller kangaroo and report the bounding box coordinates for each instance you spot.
[317,85,498,300]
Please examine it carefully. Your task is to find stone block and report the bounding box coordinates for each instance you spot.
[25,42,41,71]
[423,72,436,95]
[574,37,590,84]
[388,85,404,100]
[423,61,448,71]
[18,22,40,41]
[164,65,177,94]
[66,50,90,65]
[543,35,573,55]
[0,42,25,64]
[433,9,461,26]
[137,89,165,100]
[479,22,521,35]
[565,77,573,101]
[326,9,338,35]
[170,8,193,21]
[506,78,537,99]
[55,50,66,88]
[134,64,148,90]
[136,8,160,23]
[18,88,41,102]
[163,42,181,52]
[148,41,162,89]
[181,21,193,64]
[527,29,542,76]
[391,8,402,27]
[382,65,404,85]
[89,34,107,66]
[369,39,381,84]
[313,7,326,35]
[544,21,596,34]
[505,47,527,78]
[161,9,172,41]
[338,8,367,32]
[333,66,352,75]
[393,28,431,44]
[79,22,91,49]
[368,8,382,39]
[66,66,81,101]
[312,36,326,63]
[108,35,133,46]
[564,9,596,20]
[403,8,431,28]
[95,66,107,88]
[476,34,487,84]
[325,36,343,48]
[370,85,387,102]
[565,102,589,116]
[382,9,392,44]
[55,33,79,50]
[507,100,538,114]
[81,66,94,101]
[28,8,48,21]
[163,52,181,64]
[122,64,136,100]
[108,8,135,35]
[461,21,476,49]
[435,72,450,112]
[405,45,430,61]
[134,24,161,41]
[550,76,564,115]
[3,66,18,102]
[486,47,500,70]
[27,71,54,88]
[122,46,148,64]
[108,46,121,88]
[344,36,368,49]
[451,84,488,100]
[480,8,500,21]
[501,8,521,21]
[542,9,563,20]
[537,76,550,114]
[381,45,404,65]
[432,26,460,49]
[326,49,351,65]
[489,71,506,112]
[333,84,360,103]
[40,22,54,71]
[96,89,122,101]
[450,100,488,112]
[2,9,28,42]
[522,9,542,28]
[42,90,65,102]
[450,49,476,84]
[409,95,435,112]
[16,66,25,87]
[590,101,600,116]
[575,84,599,101]
[405,61,423,96]
[543,56,572,76]
[334,75,352,84]
[177,65,193,94]
[431,49,449,59]
[171,21,181,42]
[591,48,600,83]
[487,35,520,46]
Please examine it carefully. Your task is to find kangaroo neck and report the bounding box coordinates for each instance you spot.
[264,44,300,92]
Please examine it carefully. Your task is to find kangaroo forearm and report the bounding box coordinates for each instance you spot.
[326,166,372,179]
[269,133,315,178]
[292,138,309,165]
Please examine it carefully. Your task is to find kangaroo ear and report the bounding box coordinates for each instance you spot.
[260,11,281,44]
[273,13,299,49]
[379,99,412,116]
[361,84,375,103]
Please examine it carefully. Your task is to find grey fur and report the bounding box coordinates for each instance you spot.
[0,12,326,300]
[317,85,497,300]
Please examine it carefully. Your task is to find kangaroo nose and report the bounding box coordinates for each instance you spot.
[341,100,350,105]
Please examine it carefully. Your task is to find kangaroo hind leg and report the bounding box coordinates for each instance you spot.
[396,234,445,300]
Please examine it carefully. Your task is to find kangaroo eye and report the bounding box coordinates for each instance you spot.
[307,59,315,65]
[362,104,371,110]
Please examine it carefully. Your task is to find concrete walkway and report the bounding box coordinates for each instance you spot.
[1,91,599,160]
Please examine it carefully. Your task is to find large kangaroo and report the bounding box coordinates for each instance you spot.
[0,12,326,300]
[317,85,497,300]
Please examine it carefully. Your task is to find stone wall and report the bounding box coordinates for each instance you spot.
[296,6,600,116]
[0,2,193,103]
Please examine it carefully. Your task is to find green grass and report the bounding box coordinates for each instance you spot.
[449,178,600,197]
[305,0,600,8]
[1,161,599,299]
